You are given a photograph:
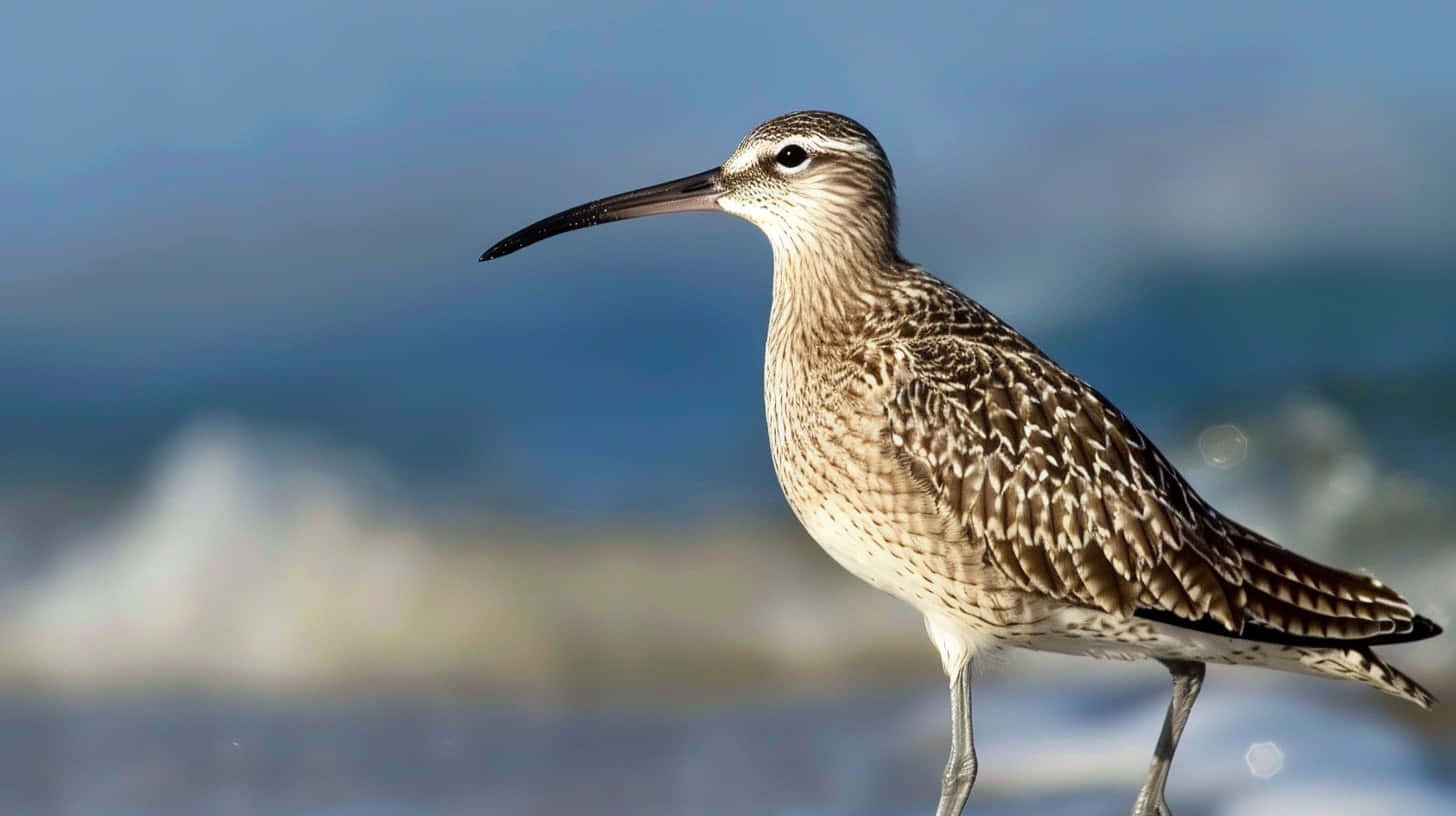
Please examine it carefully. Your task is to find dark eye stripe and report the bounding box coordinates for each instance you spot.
[776,144,808,168]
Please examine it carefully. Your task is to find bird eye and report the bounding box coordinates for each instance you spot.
[775,144,808,169]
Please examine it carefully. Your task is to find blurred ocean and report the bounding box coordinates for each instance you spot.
[3,262,1453,695]
[4,676,1454,815]
[2,260,1452,814]
[4,1,1456,813]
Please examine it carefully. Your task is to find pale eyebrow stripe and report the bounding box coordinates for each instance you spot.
[722,134,874,175]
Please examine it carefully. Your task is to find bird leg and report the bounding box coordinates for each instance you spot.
[1131,659,1205,816]
[935,658,977,816]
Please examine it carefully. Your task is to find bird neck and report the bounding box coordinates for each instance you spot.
[767,233,904,348]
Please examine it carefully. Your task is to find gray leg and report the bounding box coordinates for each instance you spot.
[1132,659,1205,816]
[935,659,977,816]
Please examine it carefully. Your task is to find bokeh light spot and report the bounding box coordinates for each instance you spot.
[1245,740,1284,778]
[1199,424,1249,469]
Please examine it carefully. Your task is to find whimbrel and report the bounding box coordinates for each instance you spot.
[480,111,1441,816]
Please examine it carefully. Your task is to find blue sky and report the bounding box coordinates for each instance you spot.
[7,1,1455,270]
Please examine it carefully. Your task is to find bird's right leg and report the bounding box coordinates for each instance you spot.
[935,658,977,816]
[1131,659,1205,816]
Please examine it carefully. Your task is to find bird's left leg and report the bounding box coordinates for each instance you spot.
[934,657,976,816]
[1131,659,1205,816]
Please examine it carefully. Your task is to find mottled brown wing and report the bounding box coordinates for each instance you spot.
[882,337,1245,629]
[882,336,1425,643]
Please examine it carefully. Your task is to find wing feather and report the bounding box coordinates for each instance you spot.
[880,334,1424,643]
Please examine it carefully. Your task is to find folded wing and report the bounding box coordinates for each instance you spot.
[882,335,1426,646]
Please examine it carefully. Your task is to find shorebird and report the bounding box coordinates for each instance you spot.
[480,111,1441,816]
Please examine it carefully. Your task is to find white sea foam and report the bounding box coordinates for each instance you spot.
[0,421,923,696]
[0,396,1450,698]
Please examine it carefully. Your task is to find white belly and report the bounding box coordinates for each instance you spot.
[792,492,930,600]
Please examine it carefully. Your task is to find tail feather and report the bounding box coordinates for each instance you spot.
[1136,523,1441,653]
[1226,522,1432,646]
[1296,645,1438,709]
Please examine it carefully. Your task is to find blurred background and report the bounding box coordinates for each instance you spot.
[3,1,1454,813]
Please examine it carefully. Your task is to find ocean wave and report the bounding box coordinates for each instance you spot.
[1,398,1450,699]
[0,421,922,697]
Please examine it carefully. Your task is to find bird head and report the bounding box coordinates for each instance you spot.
[480,110,898,265]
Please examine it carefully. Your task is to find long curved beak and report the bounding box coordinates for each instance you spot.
[479,167,724,262]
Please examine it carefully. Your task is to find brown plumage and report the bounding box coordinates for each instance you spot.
[480,109,1443,816]
[878,278,1433,651]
